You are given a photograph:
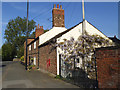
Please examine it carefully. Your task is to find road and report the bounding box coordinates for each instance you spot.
[2,61,79,88]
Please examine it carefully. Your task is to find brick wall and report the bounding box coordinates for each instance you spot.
[28,39,39,68]
[24,39,34,63]
[35,24,44,38]
[52,4,65,27]
[96,46,120,88]
[39,43,57,75]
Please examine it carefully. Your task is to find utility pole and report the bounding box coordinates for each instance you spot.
[25,0,29,70]
[82,0,87,73]
[82,0,85,21]
[82,0,85,35]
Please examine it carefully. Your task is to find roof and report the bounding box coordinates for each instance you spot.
[27,37,39,46]
[25,38,35,45]
[39,27,67,46]
[38,20,112,46]
[96,46,120,51]
[109,37,120,44]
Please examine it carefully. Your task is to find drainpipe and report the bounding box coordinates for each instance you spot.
[38,46,39,69]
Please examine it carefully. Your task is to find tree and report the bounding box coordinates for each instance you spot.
[0,48,2,61]
[56,32,114,78]
[44,29,49,33]
[4,16,36,42]
[29,32,35,38]
[2,43,16,61]
[0,48,1,56]
[4,16,36,58]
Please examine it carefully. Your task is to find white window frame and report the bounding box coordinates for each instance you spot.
[34,41,36,49]
[34,57,36,65]
[29,45,31,51]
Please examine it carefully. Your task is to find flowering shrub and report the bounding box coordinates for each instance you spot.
[56,32,113,78]
[20,56,24,62]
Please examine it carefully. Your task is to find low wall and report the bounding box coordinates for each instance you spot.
[96,46,120,88]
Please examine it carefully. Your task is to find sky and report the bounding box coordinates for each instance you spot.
[1,2,118,48]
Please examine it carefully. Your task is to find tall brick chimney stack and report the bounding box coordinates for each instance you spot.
[52,4,65,27]
[35,24,44,38]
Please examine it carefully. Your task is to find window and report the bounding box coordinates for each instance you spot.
[34,41,36,49]
[34,57,36,65]
[76,58,81,68]
[77,58,79,63]
[29,45,31,51]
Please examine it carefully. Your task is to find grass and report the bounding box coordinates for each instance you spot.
[55,75,61,79]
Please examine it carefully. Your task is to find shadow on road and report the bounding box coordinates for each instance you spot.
[0,65,6,67]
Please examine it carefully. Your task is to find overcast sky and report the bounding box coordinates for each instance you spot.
[1,2,118,47]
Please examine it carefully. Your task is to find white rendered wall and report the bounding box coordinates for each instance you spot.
[56,20,113,75]
[57,47,59,75]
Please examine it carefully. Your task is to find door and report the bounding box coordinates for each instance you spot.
[59,54,61,76]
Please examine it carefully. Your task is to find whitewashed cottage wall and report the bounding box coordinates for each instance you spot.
[56,20,113,76]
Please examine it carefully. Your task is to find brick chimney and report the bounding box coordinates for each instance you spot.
[35,24,44,38]
[52,4,65,27]
[114,35,117,38]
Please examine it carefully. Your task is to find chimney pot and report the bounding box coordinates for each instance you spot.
[35,25,44,38]
[38,24,40,29]
[114,35,116,38]
[54,4,56,8]
[60,5,62,9]
[57,4,59,8]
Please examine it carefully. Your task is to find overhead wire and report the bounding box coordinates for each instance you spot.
[35,9,52,23]
[32,7,52,20]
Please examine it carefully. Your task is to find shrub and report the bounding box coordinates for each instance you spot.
[28,65,35,70]
[20,56,24,62]
[55,75,61,79]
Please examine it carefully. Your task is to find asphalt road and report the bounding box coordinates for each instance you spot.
[2,61,79,88]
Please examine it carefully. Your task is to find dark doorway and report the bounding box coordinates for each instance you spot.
[59,54,61,76]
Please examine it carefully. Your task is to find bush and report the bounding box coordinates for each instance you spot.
[20,56,24,62]
[55,75,61,79]
[28,65,35,70]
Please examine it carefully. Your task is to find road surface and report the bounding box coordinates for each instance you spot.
[2,61,79,88]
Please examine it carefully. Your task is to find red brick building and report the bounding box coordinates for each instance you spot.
[24,4,66,74]
[24,24,44,68]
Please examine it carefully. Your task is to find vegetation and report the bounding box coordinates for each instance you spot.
[56,32,113,79]
[30,32,35,38]
[2,43,16,61]
[0,48,2,56]
[55,75,61,79]
[28,65,35,70]
[44,29,49,33]
[2,16,36,61]
[0,48,2,60]
[20,56,24,62]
